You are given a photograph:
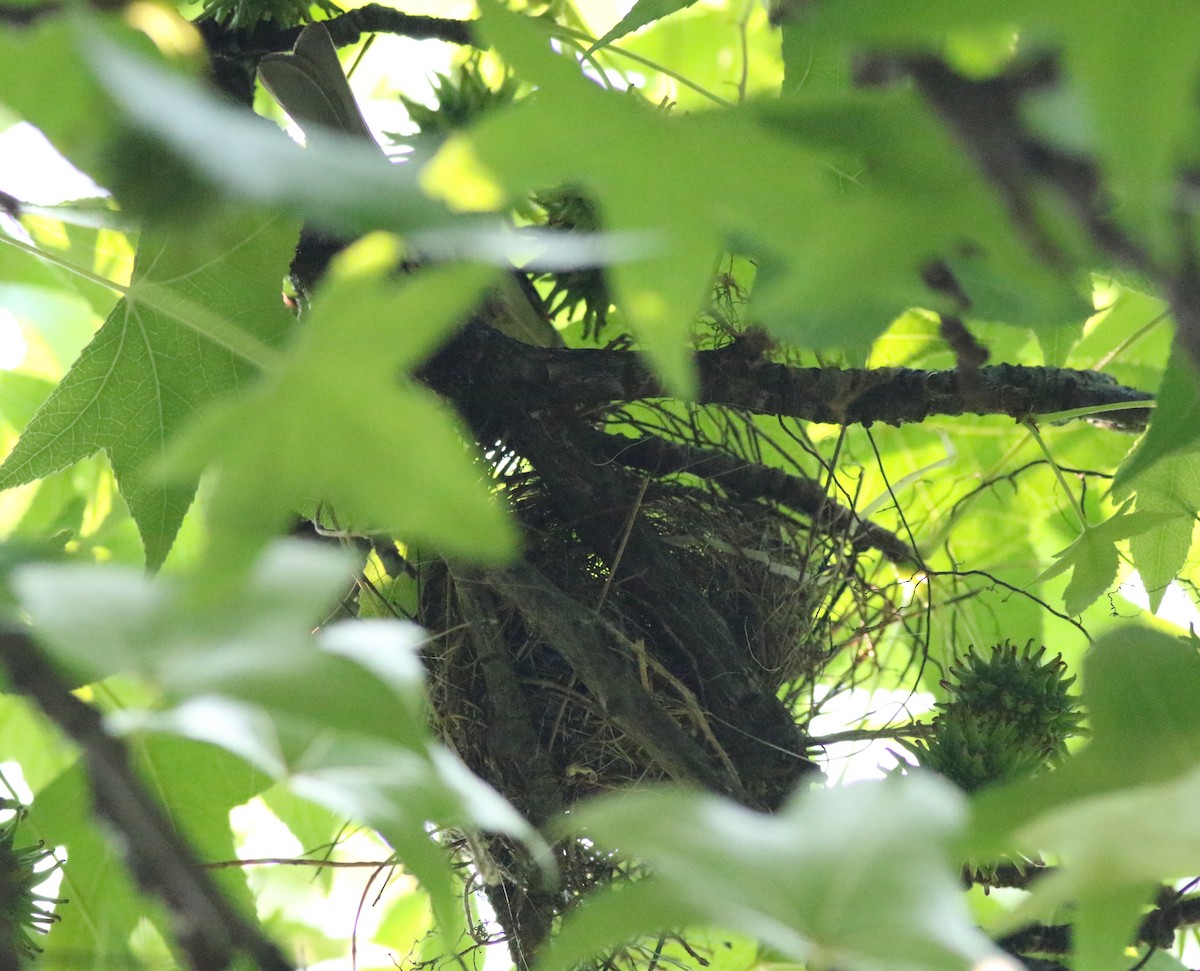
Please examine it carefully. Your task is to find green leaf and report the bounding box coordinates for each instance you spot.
[587,0,699,53]
[1142,953,1192,971]
[13,538,359,686]
[26,765,144,970]
[1033,499,1175,615]
[1069,883,1158,971]
[866,310,942,368]
[24,736,266,968]
[1114,347,1200,493]
[750,95,1089,349]
[129,735,268,911]
[0,696,76,794]
[258,784,343,859]
[0,370,57,437]
[0,242,115,327]
[1059,4,1200,261]
[165,250,517,576]
[942,245,1089,335]
[375,890,433,954]
[1035,320,1083,368]
[1067,280,1171,391]
[474,0,724,393]
[0,209,296,568]
[471,6,1085,374]
[14,541,544,940]
[779,21,849,98]
[999,773,1197,971]
[0,18,118,184]
[797,0,1012,48]
[543,775,1006,971]
[1112,447,1200,611]
[84,19,453,236]
[800,0,1200,262]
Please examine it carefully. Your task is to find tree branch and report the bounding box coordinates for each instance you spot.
[0,1,58,24]
[0,628,292,971]
[998,891,1200,961]
[425,323,1153,431]
[230,4,473,53]
[575,425,918,564]
[903,55,1200,368]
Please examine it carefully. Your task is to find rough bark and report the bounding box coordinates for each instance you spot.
[423,323,1153,432]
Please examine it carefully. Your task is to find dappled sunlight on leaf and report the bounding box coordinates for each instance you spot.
[0,209,298,568]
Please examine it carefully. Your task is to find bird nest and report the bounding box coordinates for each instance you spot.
[423,484,833,798]
[409,404,907,955]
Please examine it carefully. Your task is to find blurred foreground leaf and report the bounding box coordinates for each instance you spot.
[15,540,544,939]
[164,250,518,577]
[542,774,1009,971]
[969,626,1200,970]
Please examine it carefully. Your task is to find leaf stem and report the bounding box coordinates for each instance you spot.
[1093,307,1171,370]
[1023,420,1088,529]
[1037,399,1156,423]
[549,23,735,106]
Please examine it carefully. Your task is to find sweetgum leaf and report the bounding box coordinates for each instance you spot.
[15,542,545,939]
[587,0,700,53]
[164,250,518,578]
[84,22,452,235]
[472,1,1084,377]
[1114,348,1200,491]
[1112,447,1200,611]
[0,17,117,185]
[544,775,1011,971]
[802,0,1200,263]
[1033,499,1175,615]
[24,737,266,970]
[23,765,143,970]
[0,210,298,568]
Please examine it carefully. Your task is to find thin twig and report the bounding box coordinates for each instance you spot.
[595,474,650,612]
[205,857,395,869]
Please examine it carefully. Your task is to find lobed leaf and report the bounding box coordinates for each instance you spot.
[15,541,545,940]
[587,0,700,53]
[543,775,1010,971]
[163,250,518,578]
[0,210,298,568]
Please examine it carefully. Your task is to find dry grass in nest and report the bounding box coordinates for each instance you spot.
[418,481,878,851]
[407,403,908,952]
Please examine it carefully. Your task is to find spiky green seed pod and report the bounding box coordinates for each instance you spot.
[0,805,63,962]
[915,640,1084,792]
[532,186,610,338]
[392,61,520,144]
[385,63,612,338]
